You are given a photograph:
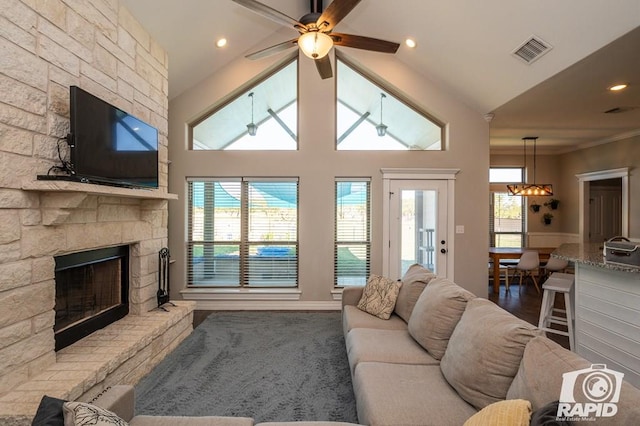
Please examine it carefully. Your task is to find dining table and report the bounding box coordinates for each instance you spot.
[488,247,557,293]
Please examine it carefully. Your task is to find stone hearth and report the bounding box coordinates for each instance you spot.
[0,301,194,425]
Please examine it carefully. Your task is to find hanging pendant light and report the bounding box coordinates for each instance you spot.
[507,137,553,196]
[376,93,388,137]
[246,92,257,136]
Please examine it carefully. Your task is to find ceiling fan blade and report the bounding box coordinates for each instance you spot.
[245,39,298,60]
[315,55,333,79]
[316,0,362,32]
[232,0,304,29]
[331,33,400,53]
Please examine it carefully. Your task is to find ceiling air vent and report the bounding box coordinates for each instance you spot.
[512,36,552,64]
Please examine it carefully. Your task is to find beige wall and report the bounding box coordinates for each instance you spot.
[491,134,640,242]
[168,47,490,301]
[490,153,565,235]
[558,136,640,238]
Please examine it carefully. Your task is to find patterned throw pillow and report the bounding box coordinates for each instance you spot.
[62,401,128,426]
[357,274,402,320]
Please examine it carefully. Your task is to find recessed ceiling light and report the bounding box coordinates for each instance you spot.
[216,38,227,48]
[609,83,628,91]
[405,38,417,48]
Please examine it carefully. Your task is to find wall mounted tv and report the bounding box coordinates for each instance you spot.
[69,86,159,188]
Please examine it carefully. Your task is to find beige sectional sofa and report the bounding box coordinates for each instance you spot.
[342,264,640,425]
[85,384,358,426]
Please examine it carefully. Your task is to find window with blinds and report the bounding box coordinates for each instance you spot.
[187,178,298,287]
[489,167,525,247]
[335,179,371,286]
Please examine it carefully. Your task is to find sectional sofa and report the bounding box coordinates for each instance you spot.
[341,264,640,425]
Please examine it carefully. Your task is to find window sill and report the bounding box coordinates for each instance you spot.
[181,287,302,301]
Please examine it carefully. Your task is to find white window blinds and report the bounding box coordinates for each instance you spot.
[335,179,371,286]
[187,178,298,287]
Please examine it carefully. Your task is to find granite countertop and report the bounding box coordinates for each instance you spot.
[553,242,640,273]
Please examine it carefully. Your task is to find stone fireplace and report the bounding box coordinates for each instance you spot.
[54,245,130,351]
[0,1,192,423]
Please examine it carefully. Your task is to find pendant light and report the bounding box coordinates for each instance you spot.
[507,137,553,196]
[246,92,257,136]
[376,93,388,137]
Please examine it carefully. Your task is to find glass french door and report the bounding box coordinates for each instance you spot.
[388,180,449,279]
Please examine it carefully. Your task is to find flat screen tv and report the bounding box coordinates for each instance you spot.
[69,86,159,188]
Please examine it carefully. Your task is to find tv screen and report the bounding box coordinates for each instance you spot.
[69,86,159,188]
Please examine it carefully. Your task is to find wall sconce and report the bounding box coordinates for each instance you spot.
[376,93,387,137]
[246,92,257,136]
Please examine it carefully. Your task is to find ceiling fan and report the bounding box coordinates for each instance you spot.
[232,0,400,79]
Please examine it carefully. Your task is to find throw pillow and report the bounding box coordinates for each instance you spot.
[394,263,437,322]
[440,298,542,410]
[463,399,531,426]
[407,278,475,359]
[529,401,575,426]
[32,395,67,426]
[357,274,402,320]
[62,402,128,426]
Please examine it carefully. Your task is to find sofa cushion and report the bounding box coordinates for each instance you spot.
[342,305,407,336]
[440,298,541,410]
[353,362,478,426]
[346,328,439,374]
[131,417,254,426]
[357,274,402,320]
[394,263,437,322]
[407,278,475,360]
[507,336,640,425]
[463,399,531,426]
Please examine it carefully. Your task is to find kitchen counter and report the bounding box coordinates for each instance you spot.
[553,242,640,273]
[552,243,640,388]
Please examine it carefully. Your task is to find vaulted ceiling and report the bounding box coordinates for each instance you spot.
[121,0,640,153]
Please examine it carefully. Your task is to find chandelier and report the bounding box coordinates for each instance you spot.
[507,137,553,196]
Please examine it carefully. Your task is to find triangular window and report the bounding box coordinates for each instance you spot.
[192,59,298,150]
[336,57,443,150]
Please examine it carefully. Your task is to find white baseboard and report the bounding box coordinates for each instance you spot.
[180,287,342,311]
[187,300,342,311]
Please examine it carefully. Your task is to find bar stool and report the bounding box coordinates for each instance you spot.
[538,272,575,350]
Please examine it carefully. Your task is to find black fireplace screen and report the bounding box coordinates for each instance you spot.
[54,246,129,351]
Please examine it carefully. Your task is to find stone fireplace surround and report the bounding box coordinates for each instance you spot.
[0,183,193,425]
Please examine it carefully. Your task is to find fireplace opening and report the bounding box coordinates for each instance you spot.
[54,245,129,351]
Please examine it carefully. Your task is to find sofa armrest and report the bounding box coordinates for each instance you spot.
[341,286,364,308]
[90,385,135,422]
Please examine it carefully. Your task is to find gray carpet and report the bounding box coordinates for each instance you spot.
[135,311,358,423]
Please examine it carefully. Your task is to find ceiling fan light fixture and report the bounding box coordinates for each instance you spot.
[298,31,333,59]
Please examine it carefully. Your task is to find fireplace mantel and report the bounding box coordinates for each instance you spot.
[22,180,178,200]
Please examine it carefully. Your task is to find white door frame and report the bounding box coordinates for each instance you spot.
[381,168,459,279]
[576,167,629,242]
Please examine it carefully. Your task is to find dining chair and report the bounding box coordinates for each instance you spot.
[542,257,569,280]
[507,251,540,293]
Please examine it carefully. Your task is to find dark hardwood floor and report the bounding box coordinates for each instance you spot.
[488,277,570,350]
[192,277,571,351]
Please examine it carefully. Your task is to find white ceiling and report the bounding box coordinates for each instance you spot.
[121,0,640,152]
